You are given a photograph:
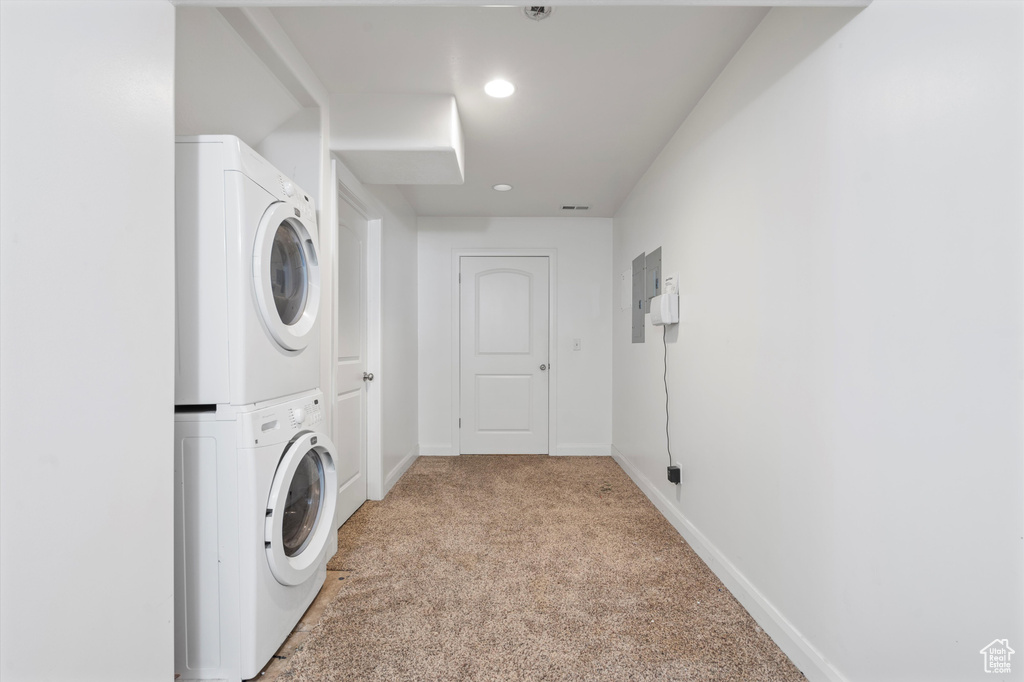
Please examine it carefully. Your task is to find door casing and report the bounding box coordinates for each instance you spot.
[332,188,368,527]
[325,162,383,501]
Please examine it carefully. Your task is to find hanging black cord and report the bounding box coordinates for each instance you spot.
[663,325,672,466]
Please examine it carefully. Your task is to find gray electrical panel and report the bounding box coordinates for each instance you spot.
[631,252,645,343]
[645,247,662,313]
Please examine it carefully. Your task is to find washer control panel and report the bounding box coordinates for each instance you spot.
[237,391,325,447]
[289,399,322,430]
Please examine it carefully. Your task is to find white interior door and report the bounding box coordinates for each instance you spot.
[333,192,368,528]
[460,256,549,454]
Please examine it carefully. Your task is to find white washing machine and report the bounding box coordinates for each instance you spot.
[175,135,321,407]
[174,390,338,681]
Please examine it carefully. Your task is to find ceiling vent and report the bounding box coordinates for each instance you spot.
[524,6,553,21]
[562,205,590,211]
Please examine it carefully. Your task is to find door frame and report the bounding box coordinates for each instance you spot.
[450,248,558,456]
[325,161,383,501]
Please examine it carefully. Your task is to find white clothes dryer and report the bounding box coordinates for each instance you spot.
[173,390,338,681]
[175,135,321,407]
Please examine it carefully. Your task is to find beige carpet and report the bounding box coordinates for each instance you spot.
[280,455,805,681]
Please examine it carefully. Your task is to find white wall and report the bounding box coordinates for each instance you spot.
[0,2,176,680]
[175,6,302,148]
[258,107,323,208]
[418,217,612,456]
[612,3,1023,682]
[371,185,421,488]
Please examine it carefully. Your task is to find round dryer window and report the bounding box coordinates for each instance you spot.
[270,222,308,326]
[253,203,322,351]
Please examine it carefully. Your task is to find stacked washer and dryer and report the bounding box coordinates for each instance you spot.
[173,135,339,681]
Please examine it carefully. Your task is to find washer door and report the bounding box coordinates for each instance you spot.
[253,202,321,351]
[265,431,338,586]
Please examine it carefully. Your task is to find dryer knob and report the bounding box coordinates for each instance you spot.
[293,408,306,425]
[283,181,295,197]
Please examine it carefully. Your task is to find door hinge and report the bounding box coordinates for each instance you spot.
[458,273,461,284]
[459,418,461,428]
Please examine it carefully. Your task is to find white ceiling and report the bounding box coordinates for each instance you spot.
[271,5,769,217]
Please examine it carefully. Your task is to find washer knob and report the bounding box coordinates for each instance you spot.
[282,181,295,197]
[293,408,306,424]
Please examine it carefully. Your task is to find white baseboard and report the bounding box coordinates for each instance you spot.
[553,443,611,456]
[419,444,456,456]
[610,445,846,682]
[383,445,419,496]
[421,444,612,457]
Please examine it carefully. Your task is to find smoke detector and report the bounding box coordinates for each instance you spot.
[523,6,553,21]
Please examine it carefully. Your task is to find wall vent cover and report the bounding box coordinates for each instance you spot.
[561,205,590,211]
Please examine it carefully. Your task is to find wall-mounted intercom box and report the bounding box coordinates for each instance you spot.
[650,293,679,325]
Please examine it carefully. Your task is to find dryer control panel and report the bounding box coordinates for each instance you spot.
[279,175,316,223]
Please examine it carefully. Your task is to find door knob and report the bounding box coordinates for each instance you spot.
[363,372,374,382]
[540,364,547,371]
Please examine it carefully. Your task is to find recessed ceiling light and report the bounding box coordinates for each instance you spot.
[493,184,513,191]
[485,79,515,98]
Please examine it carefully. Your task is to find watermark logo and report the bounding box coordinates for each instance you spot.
[980,639,1015,674]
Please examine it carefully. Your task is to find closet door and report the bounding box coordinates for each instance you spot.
[460,256,549,454]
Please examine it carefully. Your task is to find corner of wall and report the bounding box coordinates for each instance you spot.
[382,444,420,498]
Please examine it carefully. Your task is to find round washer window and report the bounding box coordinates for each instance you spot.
[282,450,324,557]
[270,221,308,326]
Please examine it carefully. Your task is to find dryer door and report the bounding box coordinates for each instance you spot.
[265,430,338,586]
[253,203,321,351]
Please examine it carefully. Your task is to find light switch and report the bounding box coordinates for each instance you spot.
[572,338,582,351]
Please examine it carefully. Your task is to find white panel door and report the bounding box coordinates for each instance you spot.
[333,191,368,528]
[460,256,549,454]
